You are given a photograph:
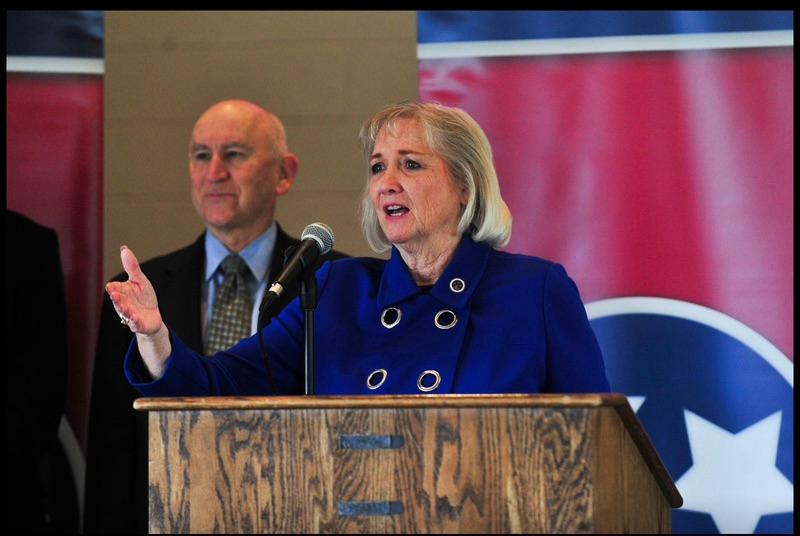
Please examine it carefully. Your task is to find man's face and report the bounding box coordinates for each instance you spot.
[189,103,291,239]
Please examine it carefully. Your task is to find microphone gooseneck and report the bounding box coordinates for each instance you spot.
[256,222,335,396]
[256,222,336,395]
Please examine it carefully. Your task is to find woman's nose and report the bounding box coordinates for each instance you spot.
[377,167,403,194]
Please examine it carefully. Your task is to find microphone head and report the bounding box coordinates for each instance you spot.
[301,222,335,254]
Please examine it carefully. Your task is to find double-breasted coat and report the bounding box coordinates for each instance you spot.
[126,234,610,396]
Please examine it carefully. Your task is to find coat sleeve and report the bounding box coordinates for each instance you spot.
[123,262,338,396]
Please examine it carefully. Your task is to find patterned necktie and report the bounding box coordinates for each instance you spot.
[205,254,253,355]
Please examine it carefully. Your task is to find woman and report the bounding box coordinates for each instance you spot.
[111,102,609,395]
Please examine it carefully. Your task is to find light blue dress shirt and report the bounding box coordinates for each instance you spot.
[202,223,277,342]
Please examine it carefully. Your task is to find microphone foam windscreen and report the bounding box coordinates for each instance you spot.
[301,222,335,254]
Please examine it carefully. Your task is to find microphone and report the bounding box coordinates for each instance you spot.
[259,222,335,317]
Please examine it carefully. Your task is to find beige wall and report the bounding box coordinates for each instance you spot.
[104,11,418,281]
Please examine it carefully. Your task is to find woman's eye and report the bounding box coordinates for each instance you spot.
[192,152,211,162]
[404,159,421,170]
[370,162,385,174]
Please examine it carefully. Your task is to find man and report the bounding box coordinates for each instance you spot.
[84,100,346,533]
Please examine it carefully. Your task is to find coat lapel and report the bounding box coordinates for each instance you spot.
[155,234,205,353]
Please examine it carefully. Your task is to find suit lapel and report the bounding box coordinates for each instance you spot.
[157,234,205,352]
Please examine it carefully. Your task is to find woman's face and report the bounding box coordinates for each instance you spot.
[368,118,467,253]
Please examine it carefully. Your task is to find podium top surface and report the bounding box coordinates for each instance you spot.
[133,392,627,411]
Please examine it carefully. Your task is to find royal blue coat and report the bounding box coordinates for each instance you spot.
[126,234,610,396]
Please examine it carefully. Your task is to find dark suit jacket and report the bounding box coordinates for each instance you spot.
[4,210,68,532]
[83,223,346,534]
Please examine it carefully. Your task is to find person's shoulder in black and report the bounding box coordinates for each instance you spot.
[4,210,68,532]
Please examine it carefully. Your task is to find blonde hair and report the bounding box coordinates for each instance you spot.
[359,101,512,253]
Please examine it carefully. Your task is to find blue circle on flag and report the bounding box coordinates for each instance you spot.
[589,299,793,534]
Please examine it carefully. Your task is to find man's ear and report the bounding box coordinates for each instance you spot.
[275,153,299,196]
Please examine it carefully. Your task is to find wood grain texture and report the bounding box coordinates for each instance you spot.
[145,396,678,533]
[592,407,673,533]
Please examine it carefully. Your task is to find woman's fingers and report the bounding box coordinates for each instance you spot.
[120,245,143,281]
[106,245,162,334]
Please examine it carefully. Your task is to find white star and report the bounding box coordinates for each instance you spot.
[675,410,794,533]
[626,395,646,413]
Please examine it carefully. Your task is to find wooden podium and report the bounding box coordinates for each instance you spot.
[134,393,682,533]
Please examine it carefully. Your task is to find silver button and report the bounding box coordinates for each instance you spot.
[367,369,388,390]
[417,370,441,392]
[449,278,465,293]
[381,307,401,328]
[434,310,458,330]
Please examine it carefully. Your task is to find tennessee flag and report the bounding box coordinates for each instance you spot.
[418,10,793,534]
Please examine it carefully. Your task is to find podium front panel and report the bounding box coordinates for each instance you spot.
[142,397,674,533]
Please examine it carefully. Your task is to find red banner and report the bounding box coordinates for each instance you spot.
[6,73,104,451]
